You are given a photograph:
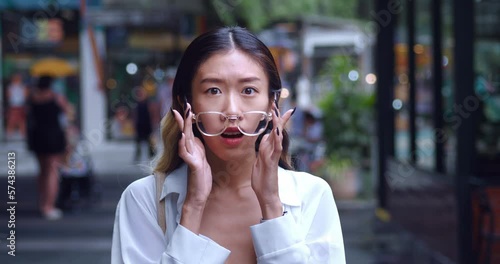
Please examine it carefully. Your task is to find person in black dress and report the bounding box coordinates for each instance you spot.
[27,75,71,220]
[134,87,155,161]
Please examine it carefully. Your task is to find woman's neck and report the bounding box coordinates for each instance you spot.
[206,149,256,191]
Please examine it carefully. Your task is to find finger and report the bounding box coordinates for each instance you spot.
[172,109,185,130]
[266,131,281,160]
[280,107,295,128]
[270,106,283,160]
[174,108,194,154]
[178,132,189,159]
[274,101,281,118]
[272,101,281,118]
[258,133,273,157]
[271,103,281,130]
[183,102,195,153]
[271,128,282,160]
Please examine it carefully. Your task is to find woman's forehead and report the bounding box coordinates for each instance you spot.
[194,50,268,83]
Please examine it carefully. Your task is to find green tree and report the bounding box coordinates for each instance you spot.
[318,55,375,165]
[210,0,360,31]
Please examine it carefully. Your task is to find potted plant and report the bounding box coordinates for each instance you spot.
[316,55,375,199]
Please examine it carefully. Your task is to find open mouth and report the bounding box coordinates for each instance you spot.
[221,127,243,138]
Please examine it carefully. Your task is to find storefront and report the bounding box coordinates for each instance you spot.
[0,2,80,142]
[87,7,207,141]
[375,0,500,263]
[0,0,209,145]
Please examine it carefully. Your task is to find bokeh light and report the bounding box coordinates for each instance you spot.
[348,70,359,81]
[365,73,377,84]
[392,99,403,110]
[126,63,138,75]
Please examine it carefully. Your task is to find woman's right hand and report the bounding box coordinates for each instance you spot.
[172,103,212,209]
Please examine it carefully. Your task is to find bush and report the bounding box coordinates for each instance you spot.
[318,55,375,167]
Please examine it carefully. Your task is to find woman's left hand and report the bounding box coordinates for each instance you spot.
[252,103,295,220]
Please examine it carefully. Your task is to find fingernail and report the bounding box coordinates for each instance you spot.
[291,107,296,116]
[276,127,280,136]
[185,107,190,119]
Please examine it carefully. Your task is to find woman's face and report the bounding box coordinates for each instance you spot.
[191,49,272,161]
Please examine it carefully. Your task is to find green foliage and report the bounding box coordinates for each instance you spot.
[318,55,375,166]
[211,0,360,31]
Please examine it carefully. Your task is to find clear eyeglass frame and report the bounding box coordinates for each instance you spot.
[191,110,273,137]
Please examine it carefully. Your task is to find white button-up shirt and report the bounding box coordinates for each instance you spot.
[112,164,345,263]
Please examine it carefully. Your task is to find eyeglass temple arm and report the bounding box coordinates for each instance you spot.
[273,89,282,104]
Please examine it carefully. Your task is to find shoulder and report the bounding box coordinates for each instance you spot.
[119,175,156,213]
[278,168,333,206]
[121,175,155,199]
[280,168,331,192]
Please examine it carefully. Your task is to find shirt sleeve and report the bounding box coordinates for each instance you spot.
[250,182,346,264]
[111,178,230,264]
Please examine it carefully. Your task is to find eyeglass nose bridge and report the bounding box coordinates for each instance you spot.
[225,115,240,123]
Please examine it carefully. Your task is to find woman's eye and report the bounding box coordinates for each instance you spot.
[207,88,221,94]
[243,87,257,95]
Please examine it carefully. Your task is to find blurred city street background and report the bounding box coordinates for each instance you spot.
[0,0,499,264]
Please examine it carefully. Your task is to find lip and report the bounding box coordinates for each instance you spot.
[219,127,243,146]
[223,127,240,133]
[220,136,244,147]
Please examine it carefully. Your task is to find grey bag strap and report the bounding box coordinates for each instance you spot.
[154,172,167,235]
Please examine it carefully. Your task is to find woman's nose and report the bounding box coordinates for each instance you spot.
[223,93,241,115]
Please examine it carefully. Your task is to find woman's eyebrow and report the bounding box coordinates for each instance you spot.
[199,77,261,84]
[238,77,261,83]
[200,77,224,84]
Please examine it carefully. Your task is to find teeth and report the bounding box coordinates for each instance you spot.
[223,132,241,135]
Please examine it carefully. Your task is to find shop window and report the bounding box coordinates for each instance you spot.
[440,0,456,175]
[414,0,435,170]
[394,0,410,163]
[475,0,500,175]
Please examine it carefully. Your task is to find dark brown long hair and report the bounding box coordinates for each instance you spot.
[154,26,293,175]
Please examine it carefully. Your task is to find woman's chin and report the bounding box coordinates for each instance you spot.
[205,136,256,161]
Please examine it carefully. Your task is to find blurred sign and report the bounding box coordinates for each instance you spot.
[128,32,176,51]
[1,10,79,53]
[20,18,64,46]
[0,0,79,9]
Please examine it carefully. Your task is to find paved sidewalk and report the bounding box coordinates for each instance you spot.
[0,141,150,179]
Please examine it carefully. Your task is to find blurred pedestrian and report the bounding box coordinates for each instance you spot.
[6,73,28,139]
[133,87,155,161]
[290,107,325,172]
[303,108,326,172]
[27,75,71,220]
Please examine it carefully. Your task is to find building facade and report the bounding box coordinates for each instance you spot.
[375,0,500,263]
[0,0,210,148]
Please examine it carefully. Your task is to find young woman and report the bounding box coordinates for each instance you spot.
[112,26,345,263]
[27,75,71,220]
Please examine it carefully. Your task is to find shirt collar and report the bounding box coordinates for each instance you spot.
[159,164,188,201]
[159,164,302,207]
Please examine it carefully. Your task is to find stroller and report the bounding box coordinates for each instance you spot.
[57,126,101,211]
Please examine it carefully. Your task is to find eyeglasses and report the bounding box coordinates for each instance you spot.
[192,111,272,137]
